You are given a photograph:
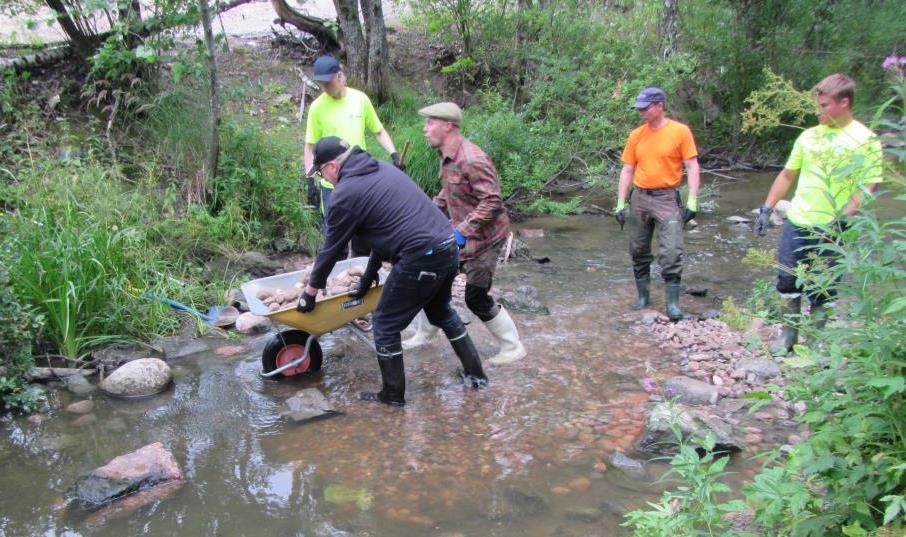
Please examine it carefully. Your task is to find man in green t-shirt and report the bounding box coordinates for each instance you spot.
[753,73,883,355]
[303,56,402,234]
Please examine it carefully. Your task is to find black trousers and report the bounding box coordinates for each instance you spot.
[372,248,465,357]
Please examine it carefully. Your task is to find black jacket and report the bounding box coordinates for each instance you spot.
[309,148,454,289]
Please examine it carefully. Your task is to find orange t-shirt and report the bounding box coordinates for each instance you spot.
[621,119,698,189]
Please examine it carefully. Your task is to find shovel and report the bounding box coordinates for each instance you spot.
[143,293,236,326]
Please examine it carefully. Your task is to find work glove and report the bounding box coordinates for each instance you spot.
[453,228,466,248]
[682,195,697,227]
[391,152,406,172]
[614,197,627,231]
[753,206,773,237]
[305,176,320,209]
[296,290,318,313]
[682,207,697,225]
[349,254,382,299]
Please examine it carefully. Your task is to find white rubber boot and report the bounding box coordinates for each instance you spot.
[484,307,527,365]
[401,310,439,350]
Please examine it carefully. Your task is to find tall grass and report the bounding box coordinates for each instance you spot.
[374,90,441,195]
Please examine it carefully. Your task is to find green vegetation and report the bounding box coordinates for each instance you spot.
[0,78,321,383]
[0,266,44,412]
[623,416,747,537]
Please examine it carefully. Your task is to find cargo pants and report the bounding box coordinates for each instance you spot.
[628,187,684,284]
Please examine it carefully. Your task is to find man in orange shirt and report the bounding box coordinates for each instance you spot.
[614,87,701,321]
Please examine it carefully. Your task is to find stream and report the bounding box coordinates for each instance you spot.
[1,173,899,536]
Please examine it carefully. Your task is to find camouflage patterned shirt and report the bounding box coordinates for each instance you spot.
[433,136,510,262]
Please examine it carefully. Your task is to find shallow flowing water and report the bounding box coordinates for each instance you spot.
[1,174,899,536]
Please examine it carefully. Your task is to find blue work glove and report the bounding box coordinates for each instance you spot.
[453,228,465,248]
[296,290,317,313]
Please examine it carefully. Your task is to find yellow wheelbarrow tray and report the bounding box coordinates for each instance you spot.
[240,257,388,379]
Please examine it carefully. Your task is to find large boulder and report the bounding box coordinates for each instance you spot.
[100,358,172,398]
[70,442,183,507]
[663,376,719,405]
[637,402,741,456]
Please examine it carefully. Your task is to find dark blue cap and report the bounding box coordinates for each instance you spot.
[633,86,666,109]
[313,55,341,82]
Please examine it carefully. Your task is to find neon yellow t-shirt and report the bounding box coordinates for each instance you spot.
[785,120,883,227]
[305,87,383,190]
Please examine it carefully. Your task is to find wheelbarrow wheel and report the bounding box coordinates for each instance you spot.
[262,330,323,378]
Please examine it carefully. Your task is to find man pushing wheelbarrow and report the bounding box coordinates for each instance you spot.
[296,136,489,406]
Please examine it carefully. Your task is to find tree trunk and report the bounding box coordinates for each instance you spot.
[269,0,341,50]
[198,0,221,194]
[660,0,678,59]
[43,0,98,58]
[332,0,368,86]
[361,0,390,101]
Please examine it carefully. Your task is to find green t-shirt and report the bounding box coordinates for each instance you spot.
[785,120,883,227]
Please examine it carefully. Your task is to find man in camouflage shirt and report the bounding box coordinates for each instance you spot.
[403,102,526,365]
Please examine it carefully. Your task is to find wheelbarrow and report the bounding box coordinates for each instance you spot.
[240,257,387,379]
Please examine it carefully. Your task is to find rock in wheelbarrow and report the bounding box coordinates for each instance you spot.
[282,388,343,424]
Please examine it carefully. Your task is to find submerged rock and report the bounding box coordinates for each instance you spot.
[70,442,182,507]
[608,452,647,480]
[65,374,97,396]
[65,400,95,414]
[283,388,342,424]
[564,506,603,522]
[498,285,550,315]
[100,358,172,398]
[637,403,741,456]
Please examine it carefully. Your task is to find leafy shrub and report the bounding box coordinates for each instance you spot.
[0,266,44,412]
[216,120,320,252]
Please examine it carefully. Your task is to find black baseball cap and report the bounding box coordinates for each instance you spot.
[633,86,666,109]
[308,136,350,176]
[313,55,341,82]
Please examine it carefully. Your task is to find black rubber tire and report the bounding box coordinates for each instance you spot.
[261,329,323,379]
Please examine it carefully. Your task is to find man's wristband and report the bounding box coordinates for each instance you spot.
[615,198,626,212]
[686,195,697,212]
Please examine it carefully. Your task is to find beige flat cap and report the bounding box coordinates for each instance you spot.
[418,102,463,126]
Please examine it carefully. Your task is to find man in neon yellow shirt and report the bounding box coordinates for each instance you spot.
[753,73,883,355]
[303,56,401,232]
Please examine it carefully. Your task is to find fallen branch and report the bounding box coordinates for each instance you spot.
[27,367,97,381]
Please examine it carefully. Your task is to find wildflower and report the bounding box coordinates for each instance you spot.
[882,55,899,70]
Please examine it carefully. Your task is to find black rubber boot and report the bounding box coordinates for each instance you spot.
[770,296,801,357]
[665,283,683,322]
[449,334,488,388]
[632,277,651,310]
[360,355,406,406]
